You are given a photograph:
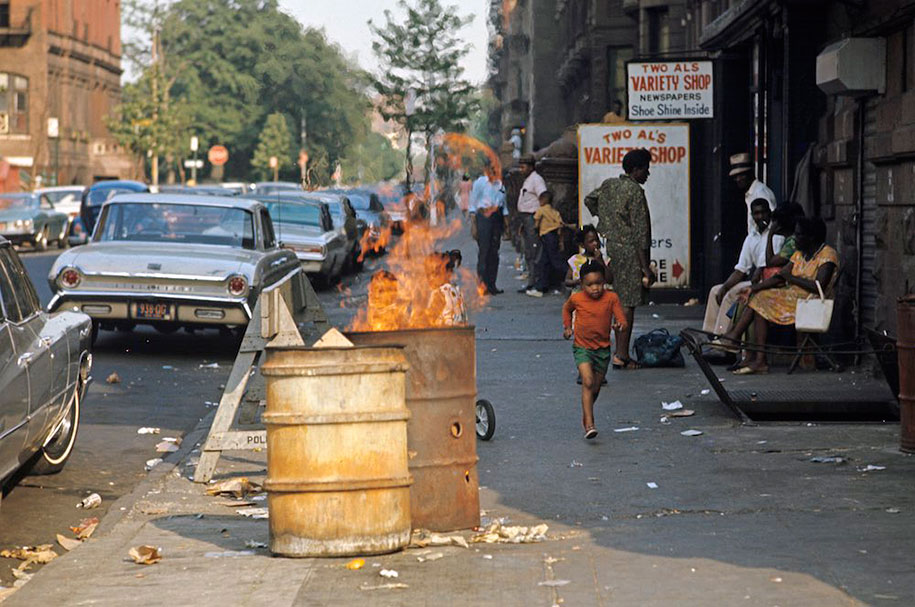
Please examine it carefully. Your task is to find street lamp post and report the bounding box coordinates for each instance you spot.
[47,117,60,186]
[190,136,199,184]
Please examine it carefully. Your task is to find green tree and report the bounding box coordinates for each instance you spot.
[340,132,404,185]
[369,0,479,186]
[251,113,293,180]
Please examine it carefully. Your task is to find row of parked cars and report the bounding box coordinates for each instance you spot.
[0,179,400,491]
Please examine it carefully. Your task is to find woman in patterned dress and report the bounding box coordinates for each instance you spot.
[584,148,656,369]
[722,217,838,374]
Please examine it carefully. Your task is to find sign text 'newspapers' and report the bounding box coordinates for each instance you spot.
[627,61,713,120]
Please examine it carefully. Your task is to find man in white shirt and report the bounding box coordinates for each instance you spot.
[703,199,784,335]
[729,152,777,235]
[515,155,547,291]
[470,164,508,295]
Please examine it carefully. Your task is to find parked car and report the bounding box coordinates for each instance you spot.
[49,194,299,339]
[0,192,70,250]
[36,186,86,246]
[252,195,348,285]
[157,184,231,196]
[252,181,302,196]
[0,237,92,488]
[340,189,390,254]
[318,194,362,273]
[220,182,251,195]
[80,180,149,238]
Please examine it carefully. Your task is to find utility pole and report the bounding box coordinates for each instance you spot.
[190,135,199,184]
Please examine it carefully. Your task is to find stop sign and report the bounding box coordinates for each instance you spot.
[208,145,229,166]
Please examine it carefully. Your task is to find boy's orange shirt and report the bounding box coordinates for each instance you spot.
[562,290,627,350]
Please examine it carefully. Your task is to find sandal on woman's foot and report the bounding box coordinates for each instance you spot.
[732,365,769,375]
[709,337,739,353]
[612,356,641,370]
[584,427,598,440]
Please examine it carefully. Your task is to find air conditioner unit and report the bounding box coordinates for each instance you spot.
[0,113,9,135]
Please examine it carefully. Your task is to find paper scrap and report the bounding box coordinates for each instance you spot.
[646,482,659,489]
[680,429,703,437]
[236,507,269,519]
[538,580,571,587]
[128,545,162,565]
[661,401,683,411]
[614,427,639,433]
[379,569,399,578]
[137,427,160,435]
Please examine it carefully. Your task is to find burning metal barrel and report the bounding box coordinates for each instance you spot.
[898,296,915,453]
[347,326,481,532]
[261,344,412,557]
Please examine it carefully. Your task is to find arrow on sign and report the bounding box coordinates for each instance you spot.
[672,259,684,280]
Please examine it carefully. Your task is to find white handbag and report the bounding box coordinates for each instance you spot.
[795,281,834,333]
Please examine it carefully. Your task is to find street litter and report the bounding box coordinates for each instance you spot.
[700,389,711,395]
[614,426,639,432]
[236,507,269,519]
[138,505,169,515]
[156,440,180,453]
[662,401,683,411]
[77,493,102,509]
[471,521,549,544]
[809,456,846,464]
[106,372,121,384]
[409,529,470,549]
[206,477,263,498]
[379,569,399,578]
[669,409,695,417]
[244,540,268,549]
[128,545,162,565]
[251,494,267,501]
[859,465,886,472]
[360,583,409,591]
[70,517,99,539]
[0,545,58,564]
[569,460,583,468]
[56,534,82,551]
[204,550,255,558]
[137,427,160,435]
[162,365,173,370]
[345,558,366,570]
[680,429,703,437]
[684,298,699,307]
[199,362,220,369]
[646,482,659,489]
[145,458,163,471]
[538,580,571,587]
[886,508,901,514]
[417,552,444,563]
[651,313,660,318]
[482,554,493,560]
[659,415,670,424]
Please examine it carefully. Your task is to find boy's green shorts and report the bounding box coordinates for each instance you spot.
[572,345,612,376]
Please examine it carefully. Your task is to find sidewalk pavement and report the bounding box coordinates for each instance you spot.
[4,225,913,606]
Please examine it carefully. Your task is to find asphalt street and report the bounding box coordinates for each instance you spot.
[0,247,374,588]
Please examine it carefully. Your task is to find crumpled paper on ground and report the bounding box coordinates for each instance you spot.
[0,545,58,565]
[409,529,470,549]
[128,545,162,565]
[206,477,263,498]
[471,521,549,544]
[70,517,99,540]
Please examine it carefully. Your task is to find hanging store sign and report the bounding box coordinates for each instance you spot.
[578,123,691,288]
[627,61,713,120]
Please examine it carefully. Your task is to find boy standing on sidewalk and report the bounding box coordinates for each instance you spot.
[562,260,628,439]
[527,191,571,297]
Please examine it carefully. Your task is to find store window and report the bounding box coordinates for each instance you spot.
[0,72,29,134]
[0,2,10,28]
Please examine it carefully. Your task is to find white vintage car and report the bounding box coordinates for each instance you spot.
[47,194,299,339]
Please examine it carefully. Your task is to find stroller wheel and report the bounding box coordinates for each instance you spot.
[475,399,496,441]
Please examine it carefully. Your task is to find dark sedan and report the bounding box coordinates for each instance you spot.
[80,180,149,237]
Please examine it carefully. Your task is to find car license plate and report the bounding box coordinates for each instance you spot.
[134,302,172,320]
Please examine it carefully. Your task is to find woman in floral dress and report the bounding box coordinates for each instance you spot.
[722,217,838,374]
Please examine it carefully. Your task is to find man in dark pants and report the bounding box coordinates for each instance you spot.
[470,165,507,295]
[516,155,547,291]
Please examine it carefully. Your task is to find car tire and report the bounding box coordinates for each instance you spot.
[57,224,69,249]
[34,228,49,252]
[29,375,83,475]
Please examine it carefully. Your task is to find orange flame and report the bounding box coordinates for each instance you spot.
[348,216,488,331]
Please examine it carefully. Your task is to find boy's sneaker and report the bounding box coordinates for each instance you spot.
[525,288,544,298]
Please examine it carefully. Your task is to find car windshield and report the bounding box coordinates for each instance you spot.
[264,201,322,227]
[44,190,81,204]
[0,194,37,210]
[97,203,255,249]
[88,187,134,206]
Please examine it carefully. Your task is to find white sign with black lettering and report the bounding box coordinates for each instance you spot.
[627,61,713,120]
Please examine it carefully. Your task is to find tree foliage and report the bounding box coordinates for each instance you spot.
[339,132,404,185]
[369,0,479,182]
[251,112,293,179]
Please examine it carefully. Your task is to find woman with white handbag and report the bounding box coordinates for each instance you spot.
[719,217,838,374]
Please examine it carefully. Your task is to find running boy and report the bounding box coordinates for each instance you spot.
[562,260,627,439]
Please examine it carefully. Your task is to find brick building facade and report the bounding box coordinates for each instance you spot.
[0,0,132,192]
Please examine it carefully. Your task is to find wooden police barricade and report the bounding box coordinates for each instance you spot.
[193,268,328,483]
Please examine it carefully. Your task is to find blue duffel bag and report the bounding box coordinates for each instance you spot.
[633,328,685,368]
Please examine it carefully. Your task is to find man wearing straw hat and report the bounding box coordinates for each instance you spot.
[728,152,777,237]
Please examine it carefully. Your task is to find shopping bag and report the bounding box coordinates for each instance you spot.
[795,281,834,333]
[633,329,685,367]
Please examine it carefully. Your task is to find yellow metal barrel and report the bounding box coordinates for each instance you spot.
[261,345,412,557]
[347,327,481,532]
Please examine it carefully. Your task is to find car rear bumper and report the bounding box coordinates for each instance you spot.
[49,292,252,326]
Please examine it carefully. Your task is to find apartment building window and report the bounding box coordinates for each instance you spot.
[0,2,10,28]
[647,7,670,55]
[0,73,29,134]
[607,46,634,109]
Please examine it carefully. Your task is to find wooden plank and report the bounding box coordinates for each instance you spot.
[206,430,267,451]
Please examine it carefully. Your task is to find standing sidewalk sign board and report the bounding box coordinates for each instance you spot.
[578,123,691,288]
[627,61,714,120]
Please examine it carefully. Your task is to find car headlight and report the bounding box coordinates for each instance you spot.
[57,267,81,289]
[14,219,33,230]
[227,274,249,297]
